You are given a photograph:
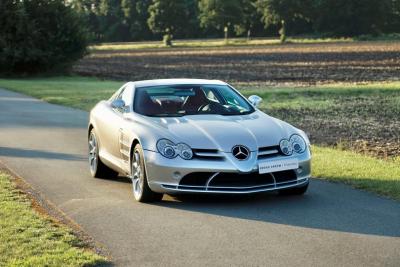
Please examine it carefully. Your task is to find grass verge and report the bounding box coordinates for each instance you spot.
[0,76,398,200]
[0,171,108,266]
[90,37,354,50]
[0,76,122,111]
[313,146,400,200]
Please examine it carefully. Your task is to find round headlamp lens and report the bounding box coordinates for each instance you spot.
[157,139,176,158]
[290,134,306,153]
[163,146,175,158]
[279,139,293,156]
[176,143,193,160]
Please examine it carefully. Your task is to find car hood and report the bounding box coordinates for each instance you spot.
[142,111,298,152]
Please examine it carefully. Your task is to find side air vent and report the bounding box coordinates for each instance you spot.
[258,145,280,159]
[192,148,224,160]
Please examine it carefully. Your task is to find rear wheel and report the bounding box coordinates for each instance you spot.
[131,144,163,202]
[278,182,309,195]
[88,129,118,178]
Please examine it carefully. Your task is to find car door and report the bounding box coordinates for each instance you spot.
[96,85,131,171]
[116,85,134,171]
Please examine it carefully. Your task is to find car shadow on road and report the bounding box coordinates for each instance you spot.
[152,179,400,238]
[0,147,85,161]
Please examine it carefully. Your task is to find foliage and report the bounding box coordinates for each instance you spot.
[198,0,244,38]
[72,0,154,42]
[147,0,191,42]
[256,0,314,35]
[0,0,88,74]
[313,0,394,36]
[70,0,400,42]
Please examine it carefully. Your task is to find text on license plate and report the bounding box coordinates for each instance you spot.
[258,159,299,174]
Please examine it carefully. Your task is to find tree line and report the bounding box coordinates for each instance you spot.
[1,0,399,74]
[72,0,400,43]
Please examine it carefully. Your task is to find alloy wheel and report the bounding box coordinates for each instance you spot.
[88,132,97,174]
[132,150,143,199]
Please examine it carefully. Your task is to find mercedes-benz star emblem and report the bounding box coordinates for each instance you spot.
[232,145,250,160]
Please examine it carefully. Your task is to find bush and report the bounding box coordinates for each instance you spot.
[0,0,88,74]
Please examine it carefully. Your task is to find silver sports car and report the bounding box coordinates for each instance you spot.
[88,79,311,202]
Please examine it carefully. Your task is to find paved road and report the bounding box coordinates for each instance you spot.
[0,88,399,266]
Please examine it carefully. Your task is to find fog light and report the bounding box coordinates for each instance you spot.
[296,167,303,174]
[173,171,181,179]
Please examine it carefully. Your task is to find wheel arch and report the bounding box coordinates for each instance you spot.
[129,138,153,181]
[88,123,94,138]
[130,138,140,163]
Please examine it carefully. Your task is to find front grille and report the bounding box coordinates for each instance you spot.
[178,169,298,189]
[179,172,212,186]
[192,148,224,160]
[257,145,280,159]
[209,172,274,187]
[273,170,297,183]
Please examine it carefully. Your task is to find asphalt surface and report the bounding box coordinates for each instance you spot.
[0,88,399,267]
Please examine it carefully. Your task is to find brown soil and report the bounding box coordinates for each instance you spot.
[74,41,400,84]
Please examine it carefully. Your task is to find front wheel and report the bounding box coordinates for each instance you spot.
[88,129,118,178]
[131,144,163,202]
[278,182,309,195]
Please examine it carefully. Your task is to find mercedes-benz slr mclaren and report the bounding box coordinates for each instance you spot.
[88,79,311,202]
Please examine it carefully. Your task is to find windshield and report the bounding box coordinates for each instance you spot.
[133,84,254,117]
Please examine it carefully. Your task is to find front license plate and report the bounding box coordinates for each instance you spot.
[258,159,299,174]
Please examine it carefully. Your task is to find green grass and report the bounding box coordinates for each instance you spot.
[242,82,400,111]
[313,146,400,200]
[1,76,399,112]
[0,76,123,111]
[0,172,108,266]
[90,37,354,50]
[0,76,399,200]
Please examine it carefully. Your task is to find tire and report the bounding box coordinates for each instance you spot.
[278,182,309,196]
[131,143,163,202]
[88,129,118,178]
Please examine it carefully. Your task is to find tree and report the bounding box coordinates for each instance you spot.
[256,0,313,36]
[0,0,88,74]
[233,0,262,40]
[385,0,400,33]
[198,0,243,41]
[313,0,394,36]
[121,0,153,41]
[147,0,190,46]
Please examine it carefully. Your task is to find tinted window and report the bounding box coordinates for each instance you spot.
[133,84,254,117]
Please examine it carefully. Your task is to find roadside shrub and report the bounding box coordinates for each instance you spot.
[0,0,88,74]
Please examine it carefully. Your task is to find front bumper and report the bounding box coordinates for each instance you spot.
[143,149,311,194]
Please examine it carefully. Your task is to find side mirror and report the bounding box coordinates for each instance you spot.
[111,99,126,109]
[248,95,263,108]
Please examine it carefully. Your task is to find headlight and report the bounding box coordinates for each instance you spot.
[156,139,193,160]
[290,134,306,154]
[156,139,176,158]
[279,139,293,156]
[280,134,307,155]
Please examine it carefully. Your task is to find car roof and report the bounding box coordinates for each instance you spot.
[132,78,227,88]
